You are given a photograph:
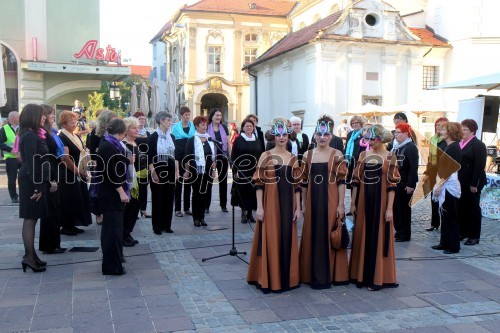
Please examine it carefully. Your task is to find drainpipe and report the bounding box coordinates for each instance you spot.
[248,71,258,116]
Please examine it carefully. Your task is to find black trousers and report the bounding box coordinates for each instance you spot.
[101,210,124,275]
[458,189,482,239]
[124,197,140,239]
[205,156,228,210]
[39,189,62,251]
[138,177,149,211]
[5,158,20,199]
[440,191,460,252]
[431,194,441,228]
[393,187,412,240]
[151,180,175,232]
[175,161,191,212]
[191,173,211,221]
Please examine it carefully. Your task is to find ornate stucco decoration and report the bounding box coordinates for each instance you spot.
[207,77,223,92]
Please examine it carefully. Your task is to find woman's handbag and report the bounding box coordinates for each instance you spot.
[330,215,350,250]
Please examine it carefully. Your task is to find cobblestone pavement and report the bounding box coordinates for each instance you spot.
[0,175,499,332]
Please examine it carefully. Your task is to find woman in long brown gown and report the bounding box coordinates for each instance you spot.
[300,116,349,289]
[349,125,400,291]
[247,118,302,293]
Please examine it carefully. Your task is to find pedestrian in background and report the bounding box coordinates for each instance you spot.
[133,111,152,218]
[0,111,20,203]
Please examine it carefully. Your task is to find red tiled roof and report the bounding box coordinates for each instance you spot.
[150,21,173,43]
[183,0,296,16]
[129,65,152,78]
[408,27,450,47]
[245,10,343,68]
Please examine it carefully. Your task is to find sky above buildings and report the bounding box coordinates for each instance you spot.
[100,0,197,65]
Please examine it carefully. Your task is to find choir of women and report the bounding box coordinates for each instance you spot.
[247,118,302,293]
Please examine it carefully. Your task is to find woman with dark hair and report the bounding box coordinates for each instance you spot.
[300,115,349,289]
[133,111,152,218]
[230,118,262,223]
[458,119,487,245]
[423,117,448,231]
[58,111,92,235]
[247,118,302,293]
[39,104,66,254]
[349,125,400,291]
[18,104,48,272]
[246,114,265,152]
[148,112,178,234]
[391,123,419,242]
[184,116,215,227]
[431,122,462,254]
[97,118,131,275]
[205,108,230,213]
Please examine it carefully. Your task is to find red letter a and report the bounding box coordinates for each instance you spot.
[73,40,98,59]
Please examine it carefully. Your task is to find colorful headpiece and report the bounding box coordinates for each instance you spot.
[315,120,333,138]
[270,120,292,137]
[366,125,382,141]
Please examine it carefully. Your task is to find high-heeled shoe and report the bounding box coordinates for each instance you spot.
[425,226,438,231]
[140,211,152,218]
[22,260,46,273]
[36,257,47,266]
[464,238,479,245]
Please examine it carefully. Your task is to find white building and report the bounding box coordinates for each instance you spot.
[150,22,170,113]
[244,0,451,136]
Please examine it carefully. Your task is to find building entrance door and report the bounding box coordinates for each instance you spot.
[200,93,228,122]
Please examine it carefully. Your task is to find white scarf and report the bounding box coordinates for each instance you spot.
[296,131,304,144]
[433,172,461,209]
[194,131,215,173]
[60,128,90,174]
[156,128,175,157]
[138,127,147,137]
[391,137,413,152]
[242,133,256,141]
[291,140,298,156]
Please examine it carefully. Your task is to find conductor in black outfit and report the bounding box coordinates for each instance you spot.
[97,119,131,276]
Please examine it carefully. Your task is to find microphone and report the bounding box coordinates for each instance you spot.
[208,137,223,145]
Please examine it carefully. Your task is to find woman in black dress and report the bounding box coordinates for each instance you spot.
[122,117,141,246]
[97,118,131,275]
[231,118,263,223]
[184,116,215,227]
[39,104,66,254]
[133,111,152,218]
[431,122,462,254]
[206,108,230,213]
[58,111,92,235]
[148,112,178,234]
[458,119,487,245]
[18,104,48,272]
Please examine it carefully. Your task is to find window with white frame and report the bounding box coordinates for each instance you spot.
[423,66,439,89]
[208,46,221,72]
[244,48,258,65]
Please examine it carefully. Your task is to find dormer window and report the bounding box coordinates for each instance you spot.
[249,3,257,10]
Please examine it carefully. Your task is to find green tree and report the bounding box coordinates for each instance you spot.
[87,91,105,120]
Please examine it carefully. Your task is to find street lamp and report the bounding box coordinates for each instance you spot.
[109,81,120,100]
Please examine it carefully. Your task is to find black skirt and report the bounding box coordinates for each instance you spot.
[19,176,48,220]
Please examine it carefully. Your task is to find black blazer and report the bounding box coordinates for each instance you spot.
[458,137,487,190]
[255,126,265,152]
[184,136,214,175]
[394,142,419,189]
[97,140,129,211]
[18,131,50,192]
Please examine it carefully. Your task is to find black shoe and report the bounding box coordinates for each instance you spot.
[194,220,201,227]
[247,214,256,223]
[72,227,85,234]
[36,257,47,266]
[425,226,438,231]
[165,229,174,233]
[443,249,459,254]
[43,248,67,254]
[221,207,228,213]
[11,198,19,204]
[123,238,135,247]
[432,244,446,250]
[185,210,192,216]
[103,270,126,276]
[129,237,139,244]
[205,208,210,214]
[140,211,152,218]
[60,228,77,236]
[464,238,479,245]
[200,220,207,226]
[395,238,410,242]
[153,230,162,235]
[22,261,46,273]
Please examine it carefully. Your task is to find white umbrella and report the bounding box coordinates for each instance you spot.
[0,47,7,108]
[388,101,450,131]
[432,72,500,91]
[140,82,149,116]
[150,78,160,119]
[130,84,138,114]
[339,103,396,122]
[166,72,178,119]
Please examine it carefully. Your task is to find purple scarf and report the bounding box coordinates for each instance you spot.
[104,134,130,197]
[207,123,228,153]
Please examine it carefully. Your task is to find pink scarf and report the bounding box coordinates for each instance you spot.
[460,135,475,149]
[207,123,228,153]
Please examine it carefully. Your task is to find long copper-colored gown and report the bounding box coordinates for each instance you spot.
[300,149,349,289]
[349,152,400,290]
[247,151,301,293]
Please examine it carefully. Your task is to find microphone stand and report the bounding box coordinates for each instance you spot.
[202,138,250,264]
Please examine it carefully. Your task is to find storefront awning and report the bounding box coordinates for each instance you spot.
[22,61,131,80]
